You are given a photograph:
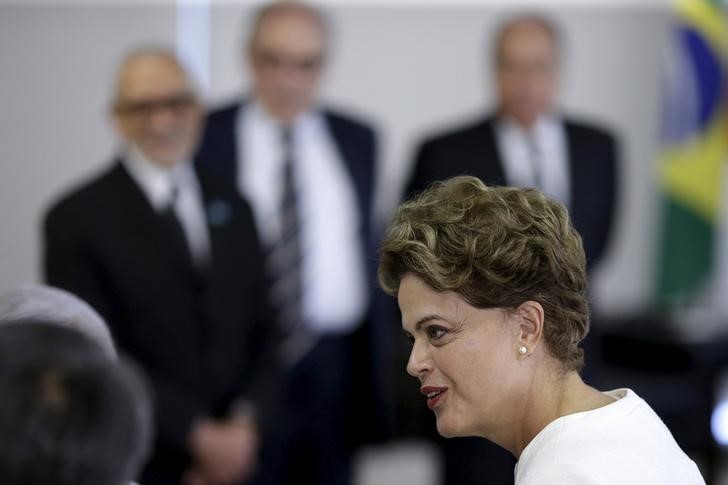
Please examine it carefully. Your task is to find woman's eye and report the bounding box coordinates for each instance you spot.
[404,333,415,346]
[427,326,447,341]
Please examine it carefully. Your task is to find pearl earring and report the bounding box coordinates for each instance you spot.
[518,345,528,355]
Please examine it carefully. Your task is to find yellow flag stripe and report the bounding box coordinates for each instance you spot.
[659,116,727,223]
[678,0,728,57]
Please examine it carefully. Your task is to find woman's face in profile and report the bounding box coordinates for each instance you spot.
[399,273,522,440]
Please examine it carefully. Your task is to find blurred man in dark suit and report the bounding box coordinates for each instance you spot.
[44,47,278,485]
[197,2,383,484]
[403,14,619,485]
[407,14,618,272]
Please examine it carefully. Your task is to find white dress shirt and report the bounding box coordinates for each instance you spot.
[236,101,368,334]
[123,146,211,267]
[495,114,571,208]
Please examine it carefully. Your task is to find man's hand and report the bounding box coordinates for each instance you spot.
[185,414,259,484]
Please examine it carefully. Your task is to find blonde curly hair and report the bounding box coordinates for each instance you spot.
[379,176,589,371]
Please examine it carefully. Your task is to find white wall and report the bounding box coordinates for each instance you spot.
[0,2,672,318]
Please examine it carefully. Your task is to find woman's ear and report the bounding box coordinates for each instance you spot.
[515,300,544,356]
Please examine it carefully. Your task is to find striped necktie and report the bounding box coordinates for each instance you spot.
[267,127,305,343]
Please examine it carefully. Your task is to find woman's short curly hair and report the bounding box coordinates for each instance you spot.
[378,176,589,371]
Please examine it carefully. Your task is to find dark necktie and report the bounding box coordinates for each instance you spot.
[266,127,304,341]
[160,185,194,268]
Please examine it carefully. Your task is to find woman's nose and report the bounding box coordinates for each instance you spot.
[406,340,430,380]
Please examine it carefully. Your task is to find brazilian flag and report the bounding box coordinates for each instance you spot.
[656,0,727,305]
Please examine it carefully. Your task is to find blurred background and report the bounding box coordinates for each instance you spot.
[1,0,727,483]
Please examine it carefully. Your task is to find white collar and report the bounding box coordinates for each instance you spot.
[247,100,322,139]
[496,112,561,143]
[122,145,194,212]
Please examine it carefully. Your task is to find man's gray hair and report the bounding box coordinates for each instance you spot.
[0,284,116,358]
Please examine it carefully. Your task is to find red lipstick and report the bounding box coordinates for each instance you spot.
[421,386,448,410]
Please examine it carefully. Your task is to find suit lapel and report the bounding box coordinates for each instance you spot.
[219,103,242,182]
[324,112,371,226]
[109,161,199,286]
[474,116,508,186]
[565,122,586,222]
[195,171,225,268]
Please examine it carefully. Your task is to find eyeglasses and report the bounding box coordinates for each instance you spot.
[253,48,324,74]
[114,93,197,119]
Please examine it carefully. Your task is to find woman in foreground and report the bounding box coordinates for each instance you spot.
[378,175,704,484]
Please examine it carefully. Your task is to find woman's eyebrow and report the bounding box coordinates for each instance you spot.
[414,314,443,332]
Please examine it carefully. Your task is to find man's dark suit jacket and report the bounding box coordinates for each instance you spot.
[196,101,389,446]
[407,115,618,269]
[44,161,278,483]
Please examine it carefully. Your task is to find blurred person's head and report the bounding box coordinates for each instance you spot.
[247,1,327,123]
[0,322,152,485]
[378,176,589,440]
[494,14,561,129]
[112,47,203,167]
[0,284,116,358]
